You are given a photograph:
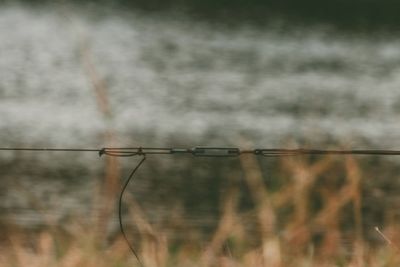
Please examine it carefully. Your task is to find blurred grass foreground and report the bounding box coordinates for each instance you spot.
[2,153,400,267]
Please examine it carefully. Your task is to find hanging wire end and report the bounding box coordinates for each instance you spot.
[119,155,147,267]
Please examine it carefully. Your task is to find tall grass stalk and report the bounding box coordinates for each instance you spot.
[79,34,121,244]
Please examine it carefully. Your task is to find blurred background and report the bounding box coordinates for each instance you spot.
[1,0,400,266]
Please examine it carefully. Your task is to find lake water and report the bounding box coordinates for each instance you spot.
[1,3,400,233]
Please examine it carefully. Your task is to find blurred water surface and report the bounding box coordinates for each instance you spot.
[1,4,400,231]
[2,4,400,150]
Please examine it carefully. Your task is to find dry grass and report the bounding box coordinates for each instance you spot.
[1,153,400,267]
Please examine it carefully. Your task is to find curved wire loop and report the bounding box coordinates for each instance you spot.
[99,147,145,157]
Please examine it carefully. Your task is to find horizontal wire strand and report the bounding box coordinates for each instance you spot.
[2,147,400,157]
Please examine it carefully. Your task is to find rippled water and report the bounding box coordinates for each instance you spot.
[1,4,400,151]
[1,4,400,229]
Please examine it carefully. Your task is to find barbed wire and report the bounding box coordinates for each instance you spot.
[3,146,400,157]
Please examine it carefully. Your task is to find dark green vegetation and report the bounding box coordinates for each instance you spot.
[12,0,400,29]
